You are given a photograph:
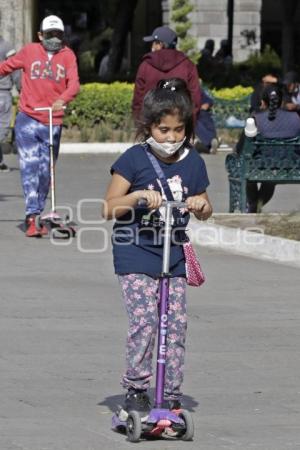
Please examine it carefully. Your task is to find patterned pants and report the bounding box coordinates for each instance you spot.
[15,112,62,217]
[118,273,187,400]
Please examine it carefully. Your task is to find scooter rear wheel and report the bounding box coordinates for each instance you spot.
[178,409,194,441]
[126,410,142,442]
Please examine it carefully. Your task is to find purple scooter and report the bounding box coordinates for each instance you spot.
[112,200,194,442]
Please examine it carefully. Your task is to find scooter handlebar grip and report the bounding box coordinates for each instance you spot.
[137,198,148,207]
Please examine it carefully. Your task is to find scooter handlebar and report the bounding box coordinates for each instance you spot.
[137,198,187,209]
[34,106,66,112]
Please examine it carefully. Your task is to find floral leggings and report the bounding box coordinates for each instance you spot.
[118,273,187,400]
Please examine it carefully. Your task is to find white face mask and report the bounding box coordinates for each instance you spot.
[146,136,185,158]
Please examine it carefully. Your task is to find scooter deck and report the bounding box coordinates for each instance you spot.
[112,407,185,438]
[39,214,76,238]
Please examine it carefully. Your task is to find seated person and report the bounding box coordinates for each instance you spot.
[250,73,279,114]
[282,70,300,113]
[239,84,300,212]
[214,39,232,67]
[197,39,215,78]
[194,89,218,154]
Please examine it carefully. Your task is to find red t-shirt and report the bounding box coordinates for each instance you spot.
[0,42,80,125]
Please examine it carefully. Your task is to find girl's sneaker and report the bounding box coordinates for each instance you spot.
[168,399,182,411]
[124,389,151,421]
[162,398,182,411]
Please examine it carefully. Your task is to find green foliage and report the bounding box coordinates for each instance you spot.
[205,86,253,128]
[171,0,199,65]
[64,82,134,142]
[171,2,193,24]
[79,51,95,73]
[63,82,256,141]
[201,45,282,89]
[235,45,282,86]
[211,85,253,101]
[64,82,134,129]
[245,45,281,69]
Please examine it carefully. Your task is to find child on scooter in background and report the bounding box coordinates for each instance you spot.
[103,78,212,420]
[0,15,80,237]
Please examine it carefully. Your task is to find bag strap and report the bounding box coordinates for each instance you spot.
[144,145,188,241]
[144,146,176,203]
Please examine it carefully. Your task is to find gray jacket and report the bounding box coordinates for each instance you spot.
[0,37,21,91]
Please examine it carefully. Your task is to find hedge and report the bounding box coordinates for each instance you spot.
[64,82,253,132]
[64,82,134,129]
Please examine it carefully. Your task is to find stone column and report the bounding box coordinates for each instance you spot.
[233,0,262,62]
[163,0,229,54]
[0,0,36,50]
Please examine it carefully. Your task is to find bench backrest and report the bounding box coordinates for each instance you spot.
[242,136,300,181]
[212,96,250,128]
[202,86,251,128]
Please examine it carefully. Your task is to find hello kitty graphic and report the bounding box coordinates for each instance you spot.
[140,175,188,226]
[157,175,187,224]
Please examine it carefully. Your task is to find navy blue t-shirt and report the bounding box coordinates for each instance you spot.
[110,144,209,278]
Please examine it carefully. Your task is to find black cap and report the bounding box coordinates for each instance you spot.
[143,26,177,46]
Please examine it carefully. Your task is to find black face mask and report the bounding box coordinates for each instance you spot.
[41,30,64,53]
[42,36,63,52]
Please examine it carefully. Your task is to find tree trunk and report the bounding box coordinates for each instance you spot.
[280,0,298,73]
[227,0,234,56]
[106,0,139,80]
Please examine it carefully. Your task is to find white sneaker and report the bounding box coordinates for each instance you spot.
[210,138,219,154]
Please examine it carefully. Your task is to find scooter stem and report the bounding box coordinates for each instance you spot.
[34,107,56,213]
[155,202,173,408]
[155,277,170,408]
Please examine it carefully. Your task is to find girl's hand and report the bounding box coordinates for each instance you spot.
[186,195,212,220]
[135,189,162,210]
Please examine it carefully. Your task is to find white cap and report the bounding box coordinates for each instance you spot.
[244,117,258,138]
[41,15,64,32]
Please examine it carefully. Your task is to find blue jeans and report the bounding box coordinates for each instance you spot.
[15,112,62,217]
[195,110,217,148]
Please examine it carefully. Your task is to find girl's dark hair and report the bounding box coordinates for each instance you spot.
[261,84,283,121]
[136,77,194,143]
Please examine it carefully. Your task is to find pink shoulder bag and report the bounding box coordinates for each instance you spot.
[183,241,205,287]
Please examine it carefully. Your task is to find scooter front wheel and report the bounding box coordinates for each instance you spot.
[126,410,142,442]
[178,409,194,441]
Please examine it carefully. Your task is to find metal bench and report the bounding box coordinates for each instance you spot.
[225,136,300,212]
[203,88,250,129]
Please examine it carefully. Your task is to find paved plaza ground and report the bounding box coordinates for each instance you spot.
[0,153,300,450]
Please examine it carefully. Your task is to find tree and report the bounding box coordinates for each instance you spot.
[280,0,299,73]
[106,0,139,80]
[0,0,34,48]
[171,0,199,64]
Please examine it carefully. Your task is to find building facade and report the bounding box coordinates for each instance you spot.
[0,0,36,51]
[162,0,262,62]
[1,1,300,70]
